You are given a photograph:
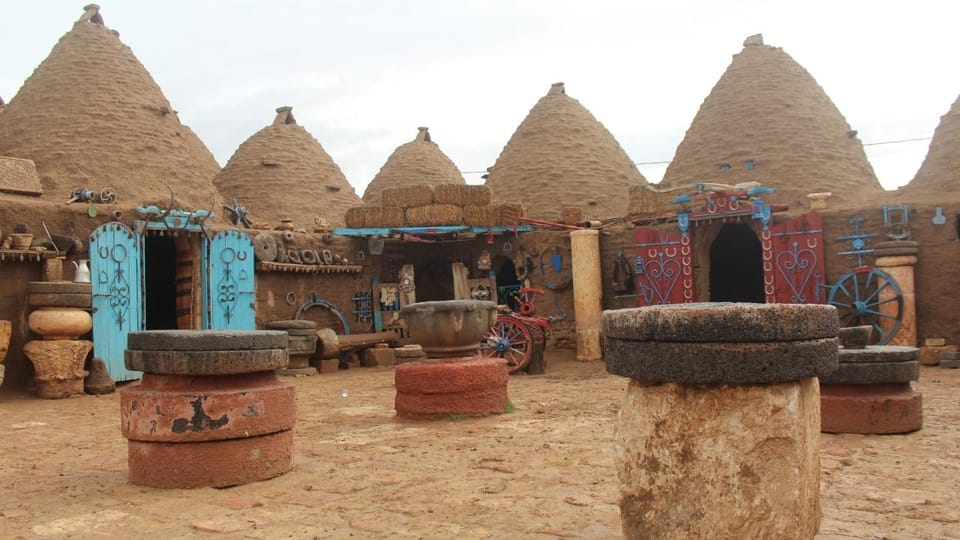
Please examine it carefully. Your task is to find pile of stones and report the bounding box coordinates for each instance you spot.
[120,330,295,488]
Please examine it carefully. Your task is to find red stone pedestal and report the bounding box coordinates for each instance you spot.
[820,383,922,434]
[395,357,509,419]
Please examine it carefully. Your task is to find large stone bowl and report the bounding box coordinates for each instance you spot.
[399,300,497,358]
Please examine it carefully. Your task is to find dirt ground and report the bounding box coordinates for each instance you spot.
[0,351,958,539]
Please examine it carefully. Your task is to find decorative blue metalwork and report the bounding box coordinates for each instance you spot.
[881,204,911,240]
[837,217,876,267]
[206,230,255,330]
[775,240,820,303]
[635,251,682,306]
[216,247,240,325]
[352,281,374,332]
[677,211,690,233]
[90,222,143,382]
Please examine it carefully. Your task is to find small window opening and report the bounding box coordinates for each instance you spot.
[744,160,756,170]
[720,164,731,174]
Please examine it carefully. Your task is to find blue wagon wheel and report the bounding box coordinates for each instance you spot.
[480,315,532,373]
[827,267,903,345]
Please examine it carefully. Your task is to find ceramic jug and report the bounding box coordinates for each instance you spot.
[72,259,91,283]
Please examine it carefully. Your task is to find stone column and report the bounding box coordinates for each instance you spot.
[570,229,602,362]
[874,254,917,347]
[603,303,838,540]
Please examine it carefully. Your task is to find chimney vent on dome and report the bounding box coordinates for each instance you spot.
[273,106,296,126]
[79,4,104,25]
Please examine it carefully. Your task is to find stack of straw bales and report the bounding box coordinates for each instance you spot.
[344,184,524,228]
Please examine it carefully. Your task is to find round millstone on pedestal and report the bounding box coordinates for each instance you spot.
[820,345,922,434]
[603,303,838,540]
[394,357,509,419]
[120,330,295,488]
[266,320,318,375]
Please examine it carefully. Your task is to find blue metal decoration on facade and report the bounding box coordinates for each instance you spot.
[634,250,682,306]
[352,280,374,332]
[837,216,876,267]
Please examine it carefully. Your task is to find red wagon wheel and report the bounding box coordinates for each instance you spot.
[480,315,533,373]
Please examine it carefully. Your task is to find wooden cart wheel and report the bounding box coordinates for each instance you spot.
[480,315,533,373]
[828,266,903,345]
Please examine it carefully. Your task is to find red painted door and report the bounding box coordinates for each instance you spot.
[761,212,826,304]
[633,227,693,306]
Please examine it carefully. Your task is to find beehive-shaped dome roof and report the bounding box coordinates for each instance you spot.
[214,106,360,227]
[658,35,884,210]
[362,127,465,206]
[483,82,648,221]
[899,94,960,202]
[0,5,221,210]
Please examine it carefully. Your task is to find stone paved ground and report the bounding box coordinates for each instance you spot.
[0,351,957,538]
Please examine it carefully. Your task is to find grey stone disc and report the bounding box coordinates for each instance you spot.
[28,293,92,308]
[125,348,289,375]
[838,346,918,364]
[28,281,92,294]
[265,320,318,330]
[287,335,318,354]
[603,303,839,342]
[820,360,919,385]
[604,337,839,384]
[253,233,277,262]
[873,240,918,249]
[128,330,288,351]
[873,247,919,257]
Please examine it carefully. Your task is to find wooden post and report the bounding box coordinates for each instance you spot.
[570,229,602,362]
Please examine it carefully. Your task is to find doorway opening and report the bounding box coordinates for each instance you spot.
[144,235,178,329]
[493,255,521,311]
[709,223,765,303]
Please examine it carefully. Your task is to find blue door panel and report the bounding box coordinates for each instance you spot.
[206,230,255,330]
[90,223,143,381]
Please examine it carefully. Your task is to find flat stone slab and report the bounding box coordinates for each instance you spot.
[838,346,918,364]
[28,293,92,308]
[28,281,92,294]
[264,320,317,330]
[128,330,288,351]
[120,372,295,443]
[605,337,838,384]
[820,361,919,385]
[125,348,289,375]
[603,303,838,343]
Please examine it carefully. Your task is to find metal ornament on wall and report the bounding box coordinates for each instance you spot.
[477,250,492,271]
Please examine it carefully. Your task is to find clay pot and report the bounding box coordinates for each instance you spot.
[0,320,11,363]
[399,300,497,358]
[9,233,33,250]
[28,307,93,340]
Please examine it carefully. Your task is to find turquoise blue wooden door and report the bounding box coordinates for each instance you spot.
[204,230,255,329]
[89,222,143,381]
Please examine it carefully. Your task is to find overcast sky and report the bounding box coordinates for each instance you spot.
[3,1,958,195]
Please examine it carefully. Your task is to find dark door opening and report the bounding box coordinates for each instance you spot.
[709,223,765,303]
[414,259,453,302]
[144,235,178,329]
[493,255,521,311]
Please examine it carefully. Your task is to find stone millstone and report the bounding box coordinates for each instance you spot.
[394,358,509,419]
[264,320,318,330]
[120,372,295,443]
[820,384,922,434]
[873,240,918,249]
[819,361,919,385]
[84,357,115,395]
[286,335,318,354]
[28,293,92,308]
[605,337,838,384]
[616,377,821,539]
[603,303,838,342]
[128,330,288,351]
[838,346,918,364]
[125,348,289,376]
[28,281,92,294]
[127,430,294,489]
[873,246,919,257]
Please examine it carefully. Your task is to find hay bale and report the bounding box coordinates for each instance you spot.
[463,205,499,227]
[405,204,463,226]
[434,185,492,207]
[344,206,404,228]
[496,203,525,227]
[628,185,676,216]
[381,185,434,208]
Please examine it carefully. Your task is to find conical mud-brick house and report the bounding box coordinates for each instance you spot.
[362,127,465,206]
[214,106,360,228]
[898,94,960,202]
[0,5,221,219]
[658,35,884,210]
[484,82,648,221]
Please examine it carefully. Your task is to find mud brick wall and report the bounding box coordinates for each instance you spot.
[0,262,42,389]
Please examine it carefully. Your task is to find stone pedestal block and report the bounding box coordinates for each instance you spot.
[362,347,395,367]
[571,229,602,362]
[84,357,115,395]
[395,357,509,419]
[23,340,92,398]
[919,345,955,366]
[874,260,916,347]
[820,384,922,434]
[616,377,822,539]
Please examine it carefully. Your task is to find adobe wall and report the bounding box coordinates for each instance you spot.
[0,262,42,390]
